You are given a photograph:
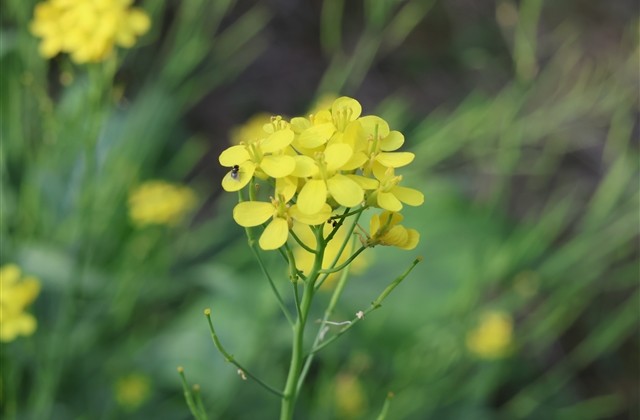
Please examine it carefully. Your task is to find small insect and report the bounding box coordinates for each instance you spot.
[230,164,240,180]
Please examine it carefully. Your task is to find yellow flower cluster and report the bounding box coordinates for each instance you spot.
[466,311,514,359]
[220,97,423,251]
[0,264,41,343]
[128,181,197,227]
[30,0,150,63]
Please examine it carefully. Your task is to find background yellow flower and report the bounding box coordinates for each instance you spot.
[0,264,41,343]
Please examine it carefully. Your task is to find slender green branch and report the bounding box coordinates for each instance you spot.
[283,244,302,283]
[204,309,284,398]
[192,384,209,420]
[238,189,294,326]
[318,246,367,274]
[375,392,395,420]
[290,229,317,254]
[329,206,367,220]
[297,249,353,394]
[316,209,364,289]
[324,207,351,244]
[177,367,206,420]
[308,257,422,355]
[292,281,302,320]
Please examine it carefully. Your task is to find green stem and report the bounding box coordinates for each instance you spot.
[297,248,353,394]
[318,246,367,274]
[308,257,421,355]
[290,229,317,254]
[204,310,284,398]
[280,228,325,420]
[177,367,206,420]
[375,392,395,420]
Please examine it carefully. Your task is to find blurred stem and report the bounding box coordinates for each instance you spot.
[280,227,325,420]
[178,367,207,420]
[204,310,284,398]
[375,392,395,420]
[308,257,421,355]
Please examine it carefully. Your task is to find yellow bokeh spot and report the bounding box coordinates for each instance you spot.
[115,373,151,411]
[0,264,41,343]
[466,310,514,359]
[128,181,197,228]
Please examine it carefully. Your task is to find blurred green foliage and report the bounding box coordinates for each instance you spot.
[1,0,638,419]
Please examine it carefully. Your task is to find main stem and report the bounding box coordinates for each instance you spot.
[280,229,325,420]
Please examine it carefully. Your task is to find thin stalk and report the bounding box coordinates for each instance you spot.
[375,392,395,420]
[204,310,284,398]
[297,246,353,394]
[178,367,205,420]
[280,228,325,420]
[290,229,316,254]
[318,246,367,275]
[308,257,421,355]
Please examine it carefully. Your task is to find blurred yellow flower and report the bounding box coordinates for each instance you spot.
[466,310,513,359]
[115,373,151,411]
[334,373,368,419]
[128,181,196,227]
[229,113,272,145]
[30,0,151,64]
[0,264,41,343]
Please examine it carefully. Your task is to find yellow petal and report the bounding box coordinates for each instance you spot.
[369,213,381,236]
[291,155,319,177]
[219,145,250,167]
[276,176,297,202]
[380,131,404,151]
[358,115,390,138]
[297,179,327,215]
[290,204,332,225]
[382,225,409,247]
[260,155,296,178]
[341,151,368,171]
[232,201,273,227]
[261,129,294,153]
[259,217,289,250]
[399,229,420,250]
[392,186,424,206]
[346,174,378,190]
[375,152,415,168]
[221,162,255,192]
[377,191,402,212]
[0,265,21,287]
[379,211,404,227]
[332,97,362,122]
[290,117,311,133]
[127,9,151,35]
[324,143,353,172]
[298,123,335,149]
[327,174,363,207]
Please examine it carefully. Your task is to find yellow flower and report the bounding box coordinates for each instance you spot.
[219,117,296,192]
[30,0,151,64]
[0,264,41,343]
[292,223,370,289]
[466,311,513,359]
[357,115,415,176]
[369,166,424,212]
[128,181,196,227]
[368,211,419,250]
[115,373,151,411]
[334,373,368,419]
[229,113,273,145]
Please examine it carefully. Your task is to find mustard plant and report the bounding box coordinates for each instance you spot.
[181,96,423,420]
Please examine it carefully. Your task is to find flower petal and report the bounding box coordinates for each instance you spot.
[346,174,378,190]
[380,131,404,151]
[290,117,311,133]
[399,228,420,250]
[359,115,390,138]
[324,143,353,172]
[369,213,381,236]
[292,155,319,177]
[233,201,273,227]
[222,161,255,192]
[332,97,362,122]
[276,176,297,202]
[290,204,332,225]
[382,225,409,247]
[392,186,424,206]
[259,217,289,250]
[341,151,369,171]
[219,145,250,167]
[375,152,415,168]
[261,129,294,153]
[377,191,403,212]
[260,155,296,178]
[327,174,363,207]
[298,123,336,149]
[297,179,327,215]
